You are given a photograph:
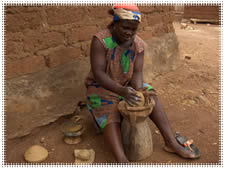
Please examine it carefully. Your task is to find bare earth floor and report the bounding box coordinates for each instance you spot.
[5,22,221,165]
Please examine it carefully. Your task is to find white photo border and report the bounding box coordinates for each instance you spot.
[0,0,224,168]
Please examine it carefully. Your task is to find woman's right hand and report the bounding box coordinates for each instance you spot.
[119,87,141,106]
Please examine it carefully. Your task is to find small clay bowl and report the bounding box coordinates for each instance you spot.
[61,120,85,137]
[64,136,82,145]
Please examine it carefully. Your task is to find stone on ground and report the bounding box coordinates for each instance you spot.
[24,145,48,163]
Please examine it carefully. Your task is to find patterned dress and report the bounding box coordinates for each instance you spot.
[85,29,153,131]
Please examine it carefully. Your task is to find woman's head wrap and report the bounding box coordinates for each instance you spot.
[112,4,141,22]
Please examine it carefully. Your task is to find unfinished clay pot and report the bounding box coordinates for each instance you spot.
[128,91,145,107]
[118,92,155,161]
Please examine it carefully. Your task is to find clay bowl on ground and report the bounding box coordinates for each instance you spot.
[60,120,85,137]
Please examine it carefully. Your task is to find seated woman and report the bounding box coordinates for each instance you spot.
[85,4,200,163]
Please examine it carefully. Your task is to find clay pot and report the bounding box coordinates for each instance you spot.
[128,91,145,107]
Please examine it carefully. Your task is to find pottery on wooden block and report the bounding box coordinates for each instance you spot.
[118,92,155,161]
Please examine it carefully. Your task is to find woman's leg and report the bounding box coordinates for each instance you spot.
[149,95,198,158]
[103,122,129,163]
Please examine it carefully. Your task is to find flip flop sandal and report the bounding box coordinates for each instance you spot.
[175,132,200,158]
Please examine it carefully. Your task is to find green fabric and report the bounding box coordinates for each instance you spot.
[100,119,107,129]
[118,95,123,100]
[146,85,153,91]
[122,50,130,73]
[87,103,92,111]
[103,37,118,49]
[89,94,101,109]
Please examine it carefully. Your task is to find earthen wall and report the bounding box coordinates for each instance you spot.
[184,6,220,20]
[6,6,175,79]
[5,5,178,139]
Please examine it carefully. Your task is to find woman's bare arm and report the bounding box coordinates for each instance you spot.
[130,51,144,90]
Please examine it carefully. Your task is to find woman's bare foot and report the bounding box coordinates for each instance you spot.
[164,141,200,159]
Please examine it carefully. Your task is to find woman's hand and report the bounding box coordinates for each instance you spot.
[138,87,157,97]
[119,86,141,106]
[137,87,157,105]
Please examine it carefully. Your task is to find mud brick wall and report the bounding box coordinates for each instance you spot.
[5,6,178,139]
[184,6,220,20]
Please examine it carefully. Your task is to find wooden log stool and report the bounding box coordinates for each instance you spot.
[118,92,155,161]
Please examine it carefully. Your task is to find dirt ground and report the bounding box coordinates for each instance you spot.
[5,22,221,165]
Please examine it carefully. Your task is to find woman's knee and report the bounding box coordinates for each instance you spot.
[151,95,159,105]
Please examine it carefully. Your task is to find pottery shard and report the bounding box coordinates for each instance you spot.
[24,145,48,163]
